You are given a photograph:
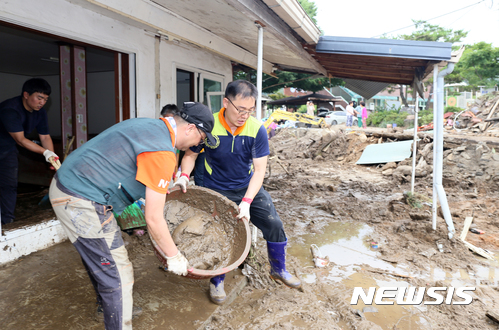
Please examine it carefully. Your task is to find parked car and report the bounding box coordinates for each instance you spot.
[317,108,330,117]
[325,111,358,126]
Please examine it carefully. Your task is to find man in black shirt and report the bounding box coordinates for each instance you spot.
[0,78,59,224]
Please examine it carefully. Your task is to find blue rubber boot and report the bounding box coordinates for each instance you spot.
[209,274,226,305]
[267,239,302,289]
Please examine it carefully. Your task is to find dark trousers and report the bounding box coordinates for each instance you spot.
[0,149,18,224]
[193,152,206,187]
[210,186,286,243]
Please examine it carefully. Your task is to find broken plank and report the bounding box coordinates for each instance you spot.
[462,240,495,260]
[486,311,499,324]
[460,217,474,241]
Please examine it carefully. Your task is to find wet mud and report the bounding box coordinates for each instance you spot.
[203,126,499,330]
[2,124,499,330]
[166,200,231,270]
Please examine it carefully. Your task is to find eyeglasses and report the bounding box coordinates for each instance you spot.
[195,126,206,144]
[226,98,255,116]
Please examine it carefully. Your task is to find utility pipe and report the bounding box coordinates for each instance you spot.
[435,62,456,239]
[411,92,418,194]
[252,23,264,245]
[432,65,438,231]
[256,23,263,121]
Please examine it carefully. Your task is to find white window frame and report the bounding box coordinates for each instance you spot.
[199,72,225,105]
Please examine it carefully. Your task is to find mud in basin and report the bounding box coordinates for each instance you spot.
[149,186,251,279]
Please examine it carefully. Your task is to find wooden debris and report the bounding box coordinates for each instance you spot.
[460,217,495,260]
[486,311,499,324]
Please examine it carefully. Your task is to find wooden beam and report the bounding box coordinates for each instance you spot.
[326,67,414,79]
[311,52,428,67]
[329,72,413,84]
[316,61,416,75]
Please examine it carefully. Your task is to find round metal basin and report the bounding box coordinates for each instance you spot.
[149,185,251,280]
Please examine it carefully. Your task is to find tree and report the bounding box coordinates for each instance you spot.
[297,0,318,26]
[233,70,344,94]
[395,20,467,107]
[448,42,499,89]
[399,20,468,44]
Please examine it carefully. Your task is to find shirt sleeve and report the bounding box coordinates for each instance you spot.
[36,109,50,135]
[190,144,203,153]
[0,108,23,133]
[136,151,177,194]
[252,125,270,159]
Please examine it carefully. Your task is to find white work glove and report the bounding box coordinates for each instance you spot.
[165,251,190,276]
[173,175,189,193]
[43,149,58,162]
[237,201,251,222]
[43,149,61,170]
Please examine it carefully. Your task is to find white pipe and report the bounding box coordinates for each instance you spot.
[411,92,418,194]
[256,23,263,121]
[436,62,456,239]
[432,65,438,231]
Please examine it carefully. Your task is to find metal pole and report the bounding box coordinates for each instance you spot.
[411,92,419,194]
[432,65,438,231]
[256,23,263,121]
[436,63,456,239]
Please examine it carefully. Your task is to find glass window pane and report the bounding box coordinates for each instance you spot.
[203,78,222,112]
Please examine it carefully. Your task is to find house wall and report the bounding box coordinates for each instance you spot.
[159,40,232,111]
[0,0,233,120]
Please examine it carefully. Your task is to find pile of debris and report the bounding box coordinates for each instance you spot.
[449,92,499,136]
[269,126,499,193]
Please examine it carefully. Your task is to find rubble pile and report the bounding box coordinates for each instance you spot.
[270,127,370,162]
[270,126,499,193]
[450,92,499,136]
[381,136,499,192]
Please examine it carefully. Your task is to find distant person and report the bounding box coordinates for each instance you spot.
[0,78,59,225]
[360,101,368,129]
[160,104,179,118]
[356,102,362,128]
[306,101,315,117]
[268,120,278,139]
[345,100,356,128]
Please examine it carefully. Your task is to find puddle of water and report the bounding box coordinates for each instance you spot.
[289,220,499,286]
[288,221,411,282]
[287,220,499,329]
[343,273,429,330]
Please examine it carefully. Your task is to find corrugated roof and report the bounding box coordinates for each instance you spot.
[316,36,452,61]
[306,36,453,99]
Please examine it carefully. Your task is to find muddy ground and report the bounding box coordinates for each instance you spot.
[2,124,499,330]
[203,125,499,330]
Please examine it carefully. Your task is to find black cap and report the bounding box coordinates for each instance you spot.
[179,102,216,146]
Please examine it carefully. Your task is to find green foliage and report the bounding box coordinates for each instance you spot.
[366,108,407,128]
[398,20,468,44]
[418,110,433,125]
[448,42,499,89]
[234,69,345,94]
[444,106,463,113]
[297,105,307,113]
[268,92,285,101]
[297,0,318,25]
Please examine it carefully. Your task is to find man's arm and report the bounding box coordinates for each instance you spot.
[39,134,55,153]
[9,131,48,155]
[144,187,178,256]
[243,156,267,200]
[179,149,199,176]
